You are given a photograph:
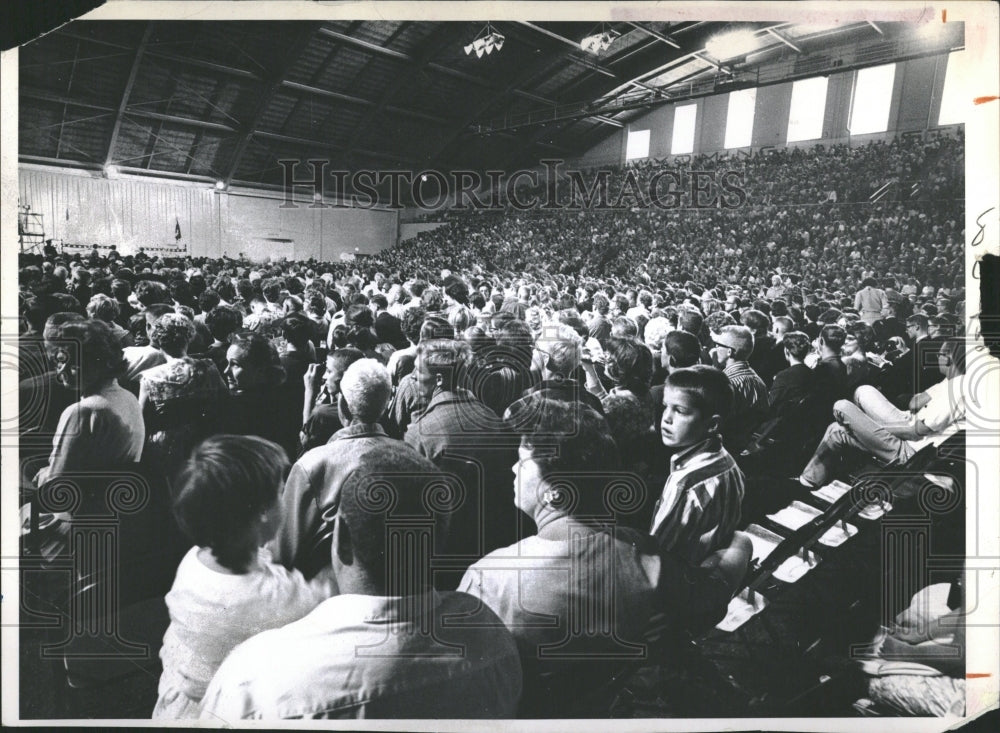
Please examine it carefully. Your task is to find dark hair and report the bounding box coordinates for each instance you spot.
[369,293,388,310]
[401,305,427,344]
[494,319,534,364]
[819,324,847,352]
[663,330,701,369]
[111,278,132,300]
[605,339,653,394]
[228,331,283,385]
[906,313,930,331]
[845,322,875,352]
[173,435,289,572]
[664,365,734,420]
[197,288,221,313]
[741,309,770,334]
[206,305,242,342]
[782,331,812,361]
[520,399,618,517]
[678,309,704,336]
[281,313,314,350]
[134,280,171,307]
[419,315,453,342]
[261,278,283,303]
[56,319,126,387]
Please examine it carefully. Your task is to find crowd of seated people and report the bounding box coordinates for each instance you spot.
[16,131,984,720]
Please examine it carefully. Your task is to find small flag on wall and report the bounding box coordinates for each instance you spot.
[175,217,182,241]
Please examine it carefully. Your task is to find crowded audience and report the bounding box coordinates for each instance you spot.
[17,130,976,719]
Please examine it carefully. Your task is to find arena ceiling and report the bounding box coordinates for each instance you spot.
[19,19,963,195]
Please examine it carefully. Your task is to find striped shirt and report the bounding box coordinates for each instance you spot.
[649,436,745,565]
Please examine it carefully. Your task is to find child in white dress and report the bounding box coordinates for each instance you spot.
[152,435,337,719]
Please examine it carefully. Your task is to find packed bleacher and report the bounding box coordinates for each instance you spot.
[17,130,987,719]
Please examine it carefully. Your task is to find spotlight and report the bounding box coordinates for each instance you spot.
[705,29,761,61]
[215,180,227,190]
[465,23,505,58]
[580,26,620,54]
[104,164,119,177]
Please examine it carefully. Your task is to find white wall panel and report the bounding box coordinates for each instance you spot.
[18,166,398,262]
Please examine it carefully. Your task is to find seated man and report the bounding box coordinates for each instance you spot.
[505,323,605,428]
[797,338,967,489]
[709,325,768,452]
[271,359,435,576]
[405,338,520,559]
[768,331,817,418]
[651,366,745,565]
[459,399,750,717]
[201,451,522,720]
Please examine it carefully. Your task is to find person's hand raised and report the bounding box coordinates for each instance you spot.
[304,362,325,392]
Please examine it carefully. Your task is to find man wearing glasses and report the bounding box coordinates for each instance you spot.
[708,325,768,453]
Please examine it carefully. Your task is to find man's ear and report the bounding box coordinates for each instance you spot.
[708,413,722,435]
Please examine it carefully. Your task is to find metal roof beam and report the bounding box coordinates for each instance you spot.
[252,130,423,167]
[280,80,451,125]
[341,25,459,158]
[106,22,153,167]
[21,87,237,132]
[515,21,617,78]
[317,27,411,61]
[626,22,681,49]
[766,27,803,53]
[126,110,235,133]
[224,25,317,186]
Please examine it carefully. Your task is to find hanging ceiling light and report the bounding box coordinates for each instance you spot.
[464,22,505,58]
[580,25,620,54]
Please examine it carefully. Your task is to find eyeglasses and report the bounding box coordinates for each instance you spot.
[712,341,733,350]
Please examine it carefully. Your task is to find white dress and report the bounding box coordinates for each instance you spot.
[152,546,337,719]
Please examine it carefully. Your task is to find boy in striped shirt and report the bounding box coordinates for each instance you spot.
[650,366,746,565]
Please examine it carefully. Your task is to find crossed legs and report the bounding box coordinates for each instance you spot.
[799,386,917,487]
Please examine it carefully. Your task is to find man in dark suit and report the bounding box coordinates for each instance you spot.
[812,324,850,418]
[883,313,943,407]
[742,309,780,387]
[371,292,408,349]
[768,331,817,417]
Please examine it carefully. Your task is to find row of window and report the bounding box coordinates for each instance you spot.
[625,51,967,160]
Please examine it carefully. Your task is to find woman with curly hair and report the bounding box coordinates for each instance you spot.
[139,313,227,486]
[35,318,144,486]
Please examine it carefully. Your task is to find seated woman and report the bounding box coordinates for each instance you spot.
[153,435,335,719]
[139,313,227,487]
[221,331,299,460]
[459,399,750,717]
[34,318,144,488]
[842,321,878,392]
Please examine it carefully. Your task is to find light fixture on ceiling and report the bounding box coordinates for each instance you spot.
[580,25,620,54]
[215,180,227,190]
[464,23,505,58]
[704,28,762,61]
[103,164,120,177]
